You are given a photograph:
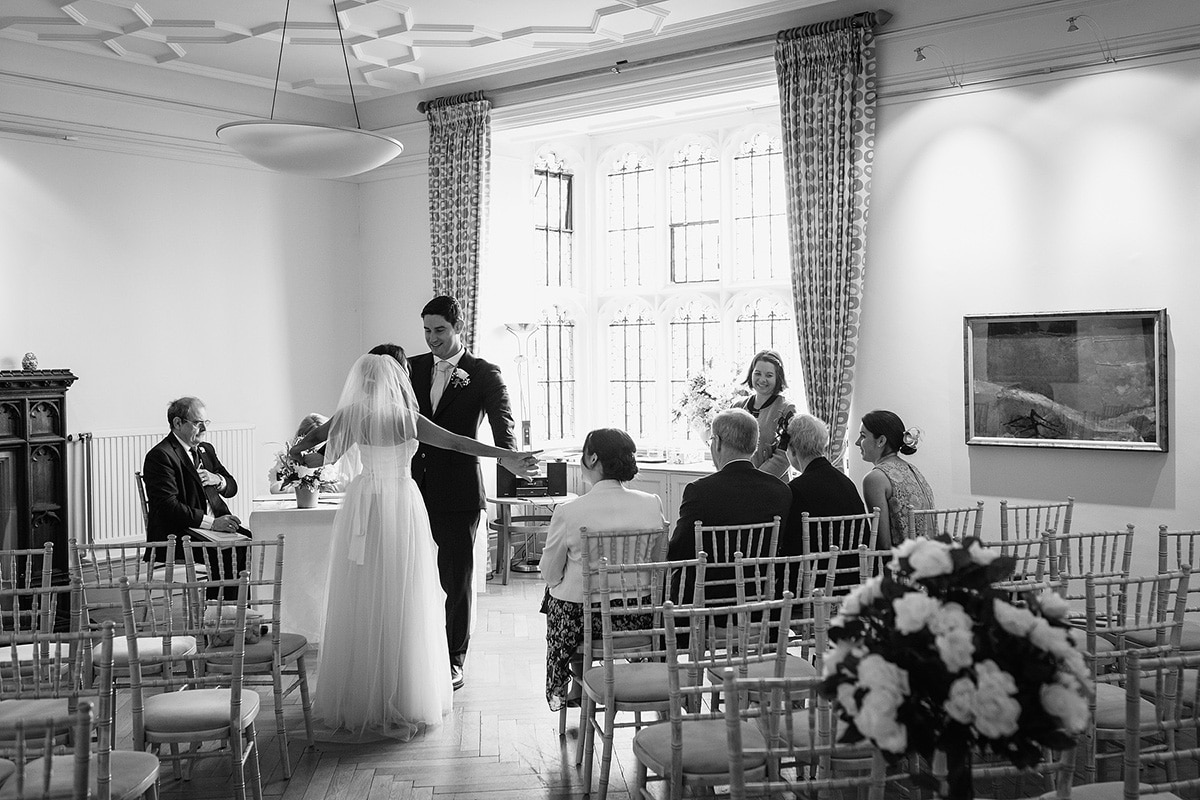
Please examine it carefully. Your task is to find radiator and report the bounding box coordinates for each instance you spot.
[67,425,256,544]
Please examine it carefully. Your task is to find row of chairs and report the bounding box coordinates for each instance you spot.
[905,496,1075,543]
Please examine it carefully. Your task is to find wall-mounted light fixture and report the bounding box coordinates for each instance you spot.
[914,45,962,88]
[1067,15,1117,63]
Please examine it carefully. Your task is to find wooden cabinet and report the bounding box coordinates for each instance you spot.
[0,370,77,577]
[565,462,712,527]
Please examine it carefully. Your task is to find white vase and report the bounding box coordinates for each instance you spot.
[295,485,318,509]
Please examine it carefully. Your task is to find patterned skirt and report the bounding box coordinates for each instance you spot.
[544,595,651,711]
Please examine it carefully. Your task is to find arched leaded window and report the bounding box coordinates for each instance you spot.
[533,152,574,287]
[530,305,576,442]
[606,151,655,289]
[670,300,722,439]
[732,132,788,282]
[669,142,720,284]
[608,304,657,439]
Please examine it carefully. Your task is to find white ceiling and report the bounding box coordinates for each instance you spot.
[0,0,824,101]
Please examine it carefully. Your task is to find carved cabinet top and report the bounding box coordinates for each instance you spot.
[0,370,78,393]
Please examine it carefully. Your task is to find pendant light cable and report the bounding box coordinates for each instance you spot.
[333,4,363,129]
[269,0,292,120]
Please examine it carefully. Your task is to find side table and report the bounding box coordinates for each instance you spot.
[487,494,577,585]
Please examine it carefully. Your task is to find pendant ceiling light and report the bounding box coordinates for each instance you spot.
[216,0,402,178]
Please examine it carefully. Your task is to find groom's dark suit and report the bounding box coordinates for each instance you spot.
[409,350,516,668]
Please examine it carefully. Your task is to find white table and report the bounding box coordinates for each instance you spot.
[248,495,343,646]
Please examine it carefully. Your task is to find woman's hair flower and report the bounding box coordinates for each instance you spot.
[902,427,922,449]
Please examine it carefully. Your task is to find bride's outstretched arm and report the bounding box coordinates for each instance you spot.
[415,415,540,477]
[288,419,332,465]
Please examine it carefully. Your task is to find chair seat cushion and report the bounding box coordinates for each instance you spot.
[0,758,15,785]
[0,699,69,737]
[583,663,693,704]
[205,631,308,665]
[1062,783,1164,800]
[1123,620,1200,651]
[144,688,260,733]
[0,751,160,800]
[633,719,766,774]
[1093,681,1156,728]
[113,635,197,665]
[708,655,818,683]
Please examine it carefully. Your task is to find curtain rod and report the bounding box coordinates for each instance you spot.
[417,90,488,114]
[414,9,891,112]
[778,9,892,40]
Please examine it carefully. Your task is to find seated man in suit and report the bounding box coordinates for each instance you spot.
[143,396,247,594]
[667,408,792,605]
[783,413,867,591]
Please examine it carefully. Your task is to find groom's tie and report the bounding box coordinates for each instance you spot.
[431,360,453,411]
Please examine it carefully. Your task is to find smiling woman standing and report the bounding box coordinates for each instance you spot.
[733,350,796,480]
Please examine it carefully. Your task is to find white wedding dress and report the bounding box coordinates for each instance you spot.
[314,437,452,741]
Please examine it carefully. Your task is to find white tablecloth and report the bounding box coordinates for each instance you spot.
[249,493,489,648]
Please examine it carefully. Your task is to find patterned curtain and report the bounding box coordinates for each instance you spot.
[426,94,492,348]
[776,21,878,468]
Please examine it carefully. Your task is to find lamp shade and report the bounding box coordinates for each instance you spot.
[216,121,403,178]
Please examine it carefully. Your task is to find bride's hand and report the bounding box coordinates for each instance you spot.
[499,451,541,479]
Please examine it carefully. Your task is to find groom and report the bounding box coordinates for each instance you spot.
[410,295,518,690]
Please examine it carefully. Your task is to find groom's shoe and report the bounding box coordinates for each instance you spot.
[451,665,465,691]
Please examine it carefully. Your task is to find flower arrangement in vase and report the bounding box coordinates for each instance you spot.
[269,439,339,507]
[671,359,749,440]
[820,535,1092,798]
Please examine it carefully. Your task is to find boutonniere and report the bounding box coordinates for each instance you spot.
[449,367,470,389]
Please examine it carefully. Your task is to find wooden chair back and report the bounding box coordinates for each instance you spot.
[180,534,282,632]
[1115,651,1200,799]
[800,511,878,589]
[69,536,182,630]
[134,470,149,531]
[723,671,897,800]
[1157,526,1200,617]
[976,530,1052,591]
[693,517,780,608]
[0,702,94,800]
[999,497,1074,543]
[906,501,984,541]
[1052,526,1134,610]
[578,526,668,667]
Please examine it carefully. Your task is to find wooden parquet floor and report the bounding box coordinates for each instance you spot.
[138,573,637,800]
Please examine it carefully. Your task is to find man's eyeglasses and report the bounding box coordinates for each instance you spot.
[187,418,210,428]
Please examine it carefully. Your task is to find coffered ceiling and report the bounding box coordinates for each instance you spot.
[0,0,824,102]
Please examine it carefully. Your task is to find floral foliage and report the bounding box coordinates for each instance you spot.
[820,536,1091,770]
[270,437,339,492]
[671,360,749,436]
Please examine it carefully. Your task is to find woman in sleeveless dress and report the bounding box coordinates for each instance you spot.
[291,351,536,741]
[732,349,796,480]
[856,409,935,548]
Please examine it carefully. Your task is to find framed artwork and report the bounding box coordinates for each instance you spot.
[963,309,1168,452]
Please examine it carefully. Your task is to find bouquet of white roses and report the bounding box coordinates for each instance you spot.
[671,360,749,437]
[820,535,1091,792]
[269,438,339,492]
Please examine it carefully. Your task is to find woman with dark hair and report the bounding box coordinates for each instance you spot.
[858,409,935,547]
[539,428,665,710]
[733,349,796,480]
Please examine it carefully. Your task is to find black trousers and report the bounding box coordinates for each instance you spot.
[428,509,480,668]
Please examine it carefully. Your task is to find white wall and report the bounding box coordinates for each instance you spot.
[857,58,1200,575]
[0,137,363,491]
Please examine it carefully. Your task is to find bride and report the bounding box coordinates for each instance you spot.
[292,351,537,741]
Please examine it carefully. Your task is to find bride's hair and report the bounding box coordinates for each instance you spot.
[368,343,407,371]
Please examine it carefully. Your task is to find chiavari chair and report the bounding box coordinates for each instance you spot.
[999,497,1074,544]
[906,502,985,541]
[801,510,878,590]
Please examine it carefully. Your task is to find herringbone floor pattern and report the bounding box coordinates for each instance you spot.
[132,573,636,800]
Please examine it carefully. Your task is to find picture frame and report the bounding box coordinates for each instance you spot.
[963,309,1168,452]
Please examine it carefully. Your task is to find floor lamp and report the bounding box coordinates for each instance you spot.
[504,322,539,449]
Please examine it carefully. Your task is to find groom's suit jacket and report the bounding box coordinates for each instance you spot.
[143,434,238,556]
[409,350,516,513]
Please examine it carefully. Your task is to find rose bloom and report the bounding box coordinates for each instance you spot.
[893,593,941,634]
[837,681,859,715]
[967,541,1000,565]
[1037,590,1070,621]
[944,676,977,724]
[854,688,908,754]
[928,602,972,636]
[1040,680,1089,734]
[936,628,976,673]
[1028,618,1075,660]
[993,599,1038,637]
[972,660,1021,738]
[856,654,910,695]
[823,642,854,677]
[841,577,883,618]
[908,539,955,580]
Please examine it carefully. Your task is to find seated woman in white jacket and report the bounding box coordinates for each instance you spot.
[540,428,665,711]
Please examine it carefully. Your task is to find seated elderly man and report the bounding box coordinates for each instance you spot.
[782,413,867,590]
[667,408,792,605]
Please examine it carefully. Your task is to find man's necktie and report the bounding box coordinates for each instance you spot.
[430,360,453,410]
[191,447,202,471]
[192,447,214,514]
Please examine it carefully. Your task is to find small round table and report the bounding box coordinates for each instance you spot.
[487,494,577,585]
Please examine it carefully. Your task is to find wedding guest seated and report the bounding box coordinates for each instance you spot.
[857,409,935,548]
[539,428,665,711]
[269,413,347,493]
[732,349,797,481]
[667,408,792,605]
[783,414,867,591]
